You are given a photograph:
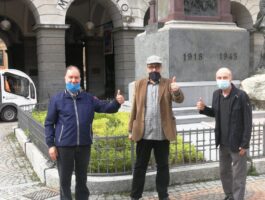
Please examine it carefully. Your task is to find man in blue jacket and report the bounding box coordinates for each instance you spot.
[45,65,124,200]
[196,67,252,200]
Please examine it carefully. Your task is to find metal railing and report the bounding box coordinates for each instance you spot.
[17,104,265,175]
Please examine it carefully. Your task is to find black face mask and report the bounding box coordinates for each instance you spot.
[149,71,161,83]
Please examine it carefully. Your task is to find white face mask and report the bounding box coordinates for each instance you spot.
[216,80,231,90]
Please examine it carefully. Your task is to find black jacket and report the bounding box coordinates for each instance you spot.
[200,84,252,152]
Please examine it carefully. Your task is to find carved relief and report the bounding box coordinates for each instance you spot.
[184,0,218,16]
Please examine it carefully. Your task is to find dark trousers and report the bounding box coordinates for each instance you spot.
[57,146,91,200]
[130,139,170,200]
[219,145,247,200]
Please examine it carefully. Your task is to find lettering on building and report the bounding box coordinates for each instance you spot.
[183,53,204,61]
[184,0,218,16]
[56,0,132,21]
[57,0,71,10]
[183,52,238,62]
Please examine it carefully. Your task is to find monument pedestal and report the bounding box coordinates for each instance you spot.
[134,21,249,107]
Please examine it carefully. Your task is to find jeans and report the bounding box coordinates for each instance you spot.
[57,146,91,200]
[130,139,170,200]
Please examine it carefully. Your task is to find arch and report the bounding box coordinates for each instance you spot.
[18,0,40,24]
[144,8,150,26]
[0,16,23,47]
[67,0,123,28]
[231,0,259,27]
[231,1,254,30]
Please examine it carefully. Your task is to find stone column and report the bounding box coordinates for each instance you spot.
[112,28,143,99]
[34,24,69,103]
[148,0,157,24]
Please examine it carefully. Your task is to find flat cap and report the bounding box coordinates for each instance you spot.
[146,55,162,65]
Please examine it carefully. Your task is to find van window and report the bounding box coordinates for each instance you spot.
[4,73,29,97]
[30,83,35,99]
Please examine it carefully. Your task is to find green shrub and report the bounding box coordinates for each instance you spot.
[32,110,46,124]
[32,111,204,173]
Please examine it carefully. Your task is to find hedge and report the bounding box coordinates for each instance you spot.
[31,110,204,173]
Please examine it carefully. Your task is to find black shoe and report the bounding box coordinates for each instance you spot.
[160,197,169,200]
[131,198,139,200]
[224,196,234,200]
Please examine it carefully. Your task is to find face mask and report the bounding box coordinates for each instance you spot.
[66,82,81,93]
[149,72,161,83]
[216,80,231,90]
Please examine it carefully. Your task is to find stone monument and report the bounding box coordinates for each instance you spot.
[241,0,265,110]
[253,0,265,71]
[133,0,250,107]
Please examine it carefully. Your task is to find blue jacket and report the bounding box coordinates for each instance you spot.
[200,84,252,152]
[45,90,121,148]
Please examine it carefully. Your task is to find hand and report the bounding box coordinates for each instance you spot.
[196,97,205,111]
[49,146,58,161]
[239,147,246,156]
[116,89,125,104]
[170,76,179,92]
[128,133,132,140]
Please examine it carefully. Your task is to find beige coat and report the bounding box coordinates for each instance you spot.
[128,78,184,142]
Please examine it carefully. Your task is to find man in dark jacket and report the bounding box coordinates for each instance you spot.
[45,65,124,200]
[196,67,252,200]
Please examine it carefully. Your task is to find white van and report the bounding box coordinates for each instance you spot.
[0,69,37,121]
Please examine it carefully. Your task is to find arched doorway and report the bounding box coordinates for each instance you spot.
[0,0,37,84]
[66,0,115,98]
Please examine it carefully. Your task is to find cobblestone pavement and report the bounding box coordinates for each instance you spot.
[1,122,265,200]
[0,122,59,200]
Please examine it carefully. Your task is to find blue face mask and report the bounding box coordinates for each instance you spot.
[216,80,231,90]
[66,82,81,93]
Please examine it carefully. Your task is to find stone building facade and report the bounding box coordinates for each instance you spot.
[0,0,261,102]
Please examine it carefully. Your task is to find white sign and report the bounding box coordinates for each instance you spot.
[57,0,71,10]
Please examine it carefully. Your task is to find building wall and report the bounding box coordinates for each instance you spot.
[1,0,263,101]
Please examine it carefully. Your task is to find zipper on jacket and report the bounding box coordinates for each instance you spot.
[59,125,64,142]
[73,98,80,145]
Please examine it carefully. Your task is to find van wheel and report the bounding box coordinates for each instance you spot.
[1,106,17,122]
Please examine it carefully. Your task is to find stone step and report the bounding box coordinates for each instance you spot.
[175,114,214,124]
[173,107,199,116]
[174,108,265,125]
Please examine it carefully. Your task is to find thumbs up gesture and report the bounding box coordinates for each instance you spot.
[116,89,125,104]
[170,76,179,92]
[196,97,205,111]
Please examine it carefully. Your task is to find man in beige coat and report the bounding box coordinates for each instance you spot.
[128,55,184,200]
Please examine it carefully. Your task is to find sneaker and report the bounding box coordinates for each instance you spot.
[131,198,139,200]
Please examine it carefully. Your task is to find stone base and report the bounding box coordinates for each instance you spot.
[135,20,250,82]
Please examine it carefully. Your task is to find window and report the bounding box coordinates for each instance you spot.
[30,83,35,99]
[0,51,3,66]
[4,73,29,97]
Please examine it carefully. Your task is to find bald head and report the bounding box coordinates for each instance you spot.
[65,65,81,84]
[216,67,232,81]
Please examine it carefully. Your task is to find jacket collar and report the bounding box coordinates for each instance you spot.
[64,89,82,99]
